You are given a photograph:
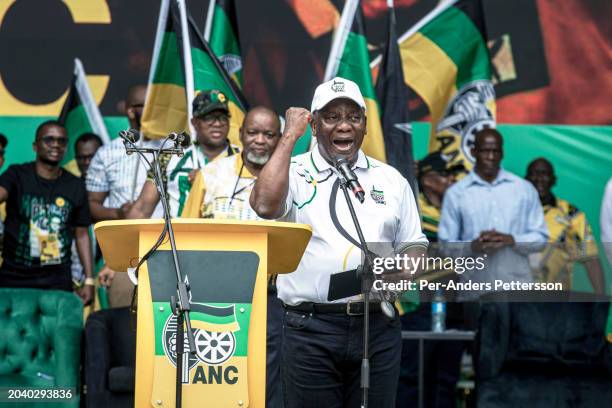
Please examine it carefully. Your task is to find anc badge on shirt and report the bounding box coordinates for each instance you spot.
[147,250,259,407]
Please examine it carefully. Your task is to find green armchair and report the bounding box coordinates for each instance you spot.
[0,288,82,407]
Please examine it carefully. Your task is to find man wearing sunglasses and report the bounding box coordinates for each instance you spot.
[126,89,239,219]
[0,121,94,305]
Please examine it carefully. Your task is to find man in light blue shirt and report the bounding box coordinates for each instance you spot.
[439,129,548,299]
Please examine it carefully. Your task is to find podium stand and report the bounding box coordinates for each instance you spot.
[94,219,312,408]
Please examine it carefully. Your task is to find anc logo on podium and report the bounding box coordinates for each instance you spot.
[162,303,240,370]
[149,250,258,399]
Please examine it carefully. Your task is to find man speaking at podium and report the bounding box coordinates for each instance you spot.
[251,77,427,407]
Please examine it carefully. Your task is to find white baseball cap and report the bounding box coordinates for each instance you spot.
[310,77,367,113]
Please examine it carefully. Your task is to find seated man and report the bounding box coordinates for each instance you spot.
[0,121,94,304]
[127,89,240,219]
[526,157,604,292]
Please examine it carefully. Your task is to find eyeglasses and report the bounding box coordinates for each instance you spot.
[40,135,68,147]
[200,113,230,125]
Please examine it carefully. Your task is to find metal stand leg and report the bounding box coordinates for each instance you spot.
[418,338,424,408]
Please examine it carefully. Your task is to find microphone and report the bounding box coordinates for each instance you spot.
[335,158,365,203]
[119,129,141,143]
[167,132,187,145]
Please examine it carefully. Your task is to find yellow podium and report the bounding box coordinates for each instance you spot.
[94,219,311,408]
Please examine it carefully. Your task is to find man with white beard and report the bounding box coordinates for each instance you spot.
[181,106,281,220]
[181,105,284,407]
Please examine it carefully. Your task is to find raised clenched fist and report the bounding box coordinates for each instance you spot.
[284,107,312,140]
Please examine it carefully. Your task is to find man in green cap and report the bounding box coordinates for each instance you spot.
[126,89,240,219]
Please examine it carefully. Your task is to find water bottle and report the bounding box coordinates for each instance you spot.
[431,289,446,332]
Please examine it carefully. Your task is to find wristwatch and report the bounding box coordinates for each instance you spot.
[84,277,96,286]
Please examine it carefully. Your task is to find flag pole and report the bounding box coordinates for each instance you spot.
[203,0,215,41]
[177,0,197,148]
[148,0,170,87]
[323,0,359,81]
[73,58,110,144]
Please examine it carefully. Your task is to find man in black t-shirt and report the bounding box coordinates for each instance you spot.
[0,120,94,304]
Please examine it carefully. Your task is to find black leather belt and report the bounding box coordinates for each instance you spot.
[284,301,382,316]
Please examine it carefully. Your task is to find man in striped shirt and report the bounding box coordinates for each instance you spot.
[86,85,162,306]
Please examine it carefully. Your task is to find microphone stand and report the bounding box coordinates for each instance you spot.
[336,171,375,408]
[122,136,195,408]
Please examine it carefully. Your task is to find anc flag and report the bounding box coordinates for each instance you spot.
[58,58,110,168]
[141,0,247,148]
[190,303,240,333]
[375,4,417,198]
[188,14,249,148]
[205,0,243,88]
[140,0,190,140]
[323,0,386,162]
[398,0,495,168]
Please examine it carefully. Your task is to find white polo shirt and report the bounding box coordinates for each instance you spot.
[278,146,427,305]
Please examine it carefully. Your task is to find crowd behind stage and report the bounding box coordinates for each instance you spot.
[0,83,612,408]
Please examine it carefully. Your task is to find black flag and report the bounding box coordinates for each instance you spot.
[375,4,417,199]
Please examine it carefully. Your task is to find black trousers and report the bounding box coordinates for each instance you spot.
[267,285,284,408]
[281,308,402,408]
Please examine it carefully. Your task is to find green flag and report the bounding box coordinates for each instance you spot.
[398,0,495,168]
[205,0,243,88]
[141,0,248,148]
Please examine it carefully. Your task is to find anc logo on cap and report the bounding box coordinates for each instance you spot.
[331,80,345,93]
[55,197,65,207]
[193,89,229,117]
[208,89,227,104]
